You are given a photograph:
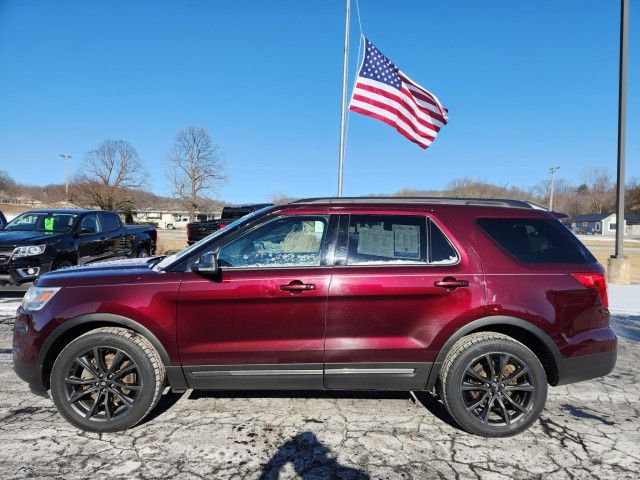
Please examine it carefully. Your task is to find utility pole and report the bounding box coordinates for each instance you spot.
[337,0,350,197]
[548,166,559,210]
[60,154,71,205]
[608,0,630,284]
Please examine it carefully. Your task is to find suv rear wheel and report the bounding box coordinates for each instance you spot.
[50,327,165,432]
[439,332,547,437]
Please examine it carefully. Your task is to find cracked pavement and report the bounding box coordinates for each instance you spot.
[0,314,638,480]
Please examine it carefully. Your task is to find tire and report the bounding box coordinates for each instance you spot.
[52,258,74,270]
[137,247,149,258]
[50,327,166,432]
[439,332,547,437]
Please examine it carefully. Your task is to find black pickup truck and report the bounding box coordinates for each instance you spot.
[186,203,273,245]
[0,209,156,285]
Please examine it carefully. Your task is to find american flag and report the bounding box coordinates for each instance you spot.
[349,38,448,149]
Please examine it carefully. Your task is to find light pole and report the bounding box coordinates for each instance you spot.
[60,154,71,204]
[608,0,630,284]
[548,166,559,211]
[614,0,628,259]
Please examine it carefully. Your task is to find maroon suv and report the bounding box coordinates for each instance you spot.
[12,198,616,436]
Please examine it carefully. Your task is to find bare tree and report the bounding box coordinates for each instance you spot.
[0,170,18,197]
[582,167,614,214]
[71,139,148,211]
[166,126,227,221]
[626,178,640,214]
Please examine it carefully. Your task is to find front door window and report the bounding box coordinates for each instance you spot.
[218,216,328,268]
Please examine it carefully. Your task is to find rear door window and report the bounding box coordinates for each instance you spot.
[346,215,458,266]
[99,212,121,232]
[79,214,102,234]
[477,218,595,264]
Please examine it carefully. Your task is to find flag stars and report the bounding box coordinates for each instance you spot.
[357,39,403,90]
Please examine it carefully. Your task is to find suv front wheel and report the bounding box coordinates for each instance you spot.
[439,332,547,437]
[50,327,165,432]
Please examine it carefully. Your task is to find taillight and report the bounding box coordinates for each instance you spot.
[218,223,227,230]
[571,272,608,308]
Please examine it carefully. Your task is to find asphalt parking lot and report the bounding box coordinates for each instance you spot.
[0,305,638,479]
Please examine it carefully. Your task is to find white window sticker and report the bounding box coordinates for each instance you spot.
[393,224,420,259]
[357,226,394,257]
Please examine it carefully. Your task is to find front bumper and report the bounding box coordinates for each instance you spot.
[13,358,48,397]
[0,258,53,285]
[12,309,50,397]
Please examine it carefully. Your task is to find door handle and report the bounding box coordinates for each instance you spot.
[434,277,469,290]
[280,280,316,293]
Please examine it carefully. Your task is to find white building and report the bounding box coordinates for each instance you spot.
[134,209,221,229]
[570,213,640,237]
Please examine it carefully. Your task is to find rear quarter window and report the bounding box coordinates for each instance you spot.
[477,218,595,264]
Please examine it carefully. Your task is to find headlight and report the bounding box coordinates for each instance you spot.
[21,286,61,311]
[12,245,46,258]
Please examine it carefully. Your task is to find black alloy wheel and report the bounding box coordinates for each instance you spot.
[63,346,141,422]
[50,327,165,432]
[460,352,535,426]
[439,332,547,437]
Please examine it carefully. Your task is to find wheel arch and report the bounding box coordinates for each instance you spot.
[38,313,177,391]
[427,316,561,389]
[52,252,77,267]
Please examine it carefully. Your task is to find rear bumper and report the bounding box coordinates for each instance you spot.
[556,346,617,386]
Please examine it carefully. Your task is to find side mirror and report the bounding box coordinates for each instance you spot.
[193,251,219,276]
[79,227,96,235]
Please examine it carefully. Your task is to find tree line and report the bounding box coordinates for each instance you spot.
[3,145,640,218]
[364,168,640,218]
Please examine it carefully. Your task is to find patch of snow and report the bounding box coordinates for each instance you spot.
[608,284,640,315]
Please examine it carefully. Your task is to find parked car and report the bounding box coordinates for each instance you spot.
[0,209,156,285]
[0,211,7,229]
[186,203,273,244]
[13,198,615,436]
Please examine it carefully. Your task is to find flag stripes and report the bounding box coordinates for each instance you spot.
[349,38,448,149]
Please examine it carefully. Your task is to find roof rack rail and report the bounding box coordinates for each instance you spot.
[291,197,547,210]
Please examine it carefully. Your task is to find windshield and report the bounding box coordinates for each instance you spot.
[4,212,78,233]
[153,206,275,271]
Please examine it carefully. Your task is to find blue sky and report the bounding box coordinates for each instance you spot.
[0,0,637,203]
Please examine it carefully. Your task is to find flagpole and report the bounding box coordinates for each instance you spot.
[337,0,350,197]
